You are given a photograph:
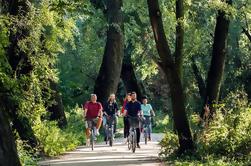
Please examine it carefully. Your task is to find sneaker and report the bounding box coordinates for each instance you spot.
[148,137,152,141]
[86,138,90,146]
[137,143,141,148]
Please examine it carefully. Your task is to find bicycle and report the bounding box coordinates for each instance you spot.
[86,118,99,151]
[127,116,139,153]
[143,116,152,145]
[104,115,115,146]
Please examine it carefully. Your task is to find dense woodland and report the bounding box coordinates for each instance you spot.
[0,0,250,165]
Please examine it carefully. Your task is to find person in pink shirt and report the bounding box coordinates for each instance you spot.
[83,94,103,146]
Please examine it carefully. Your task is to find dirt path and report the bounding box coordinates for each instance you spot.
[39,133,164,166]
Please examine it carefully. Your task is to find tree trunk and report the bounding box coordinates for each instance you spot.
[121,42,144,100]
[0,109,21,166]
[174,0,184,80]
[242,27,251,42]
[5,0,38,148]
[147,0,194,153]
[191,58,206,98]
[93,0,124,105]
[47,80,67,128]
[201,0,232,118]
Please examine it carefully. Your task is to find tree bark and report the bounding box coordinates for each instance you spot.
[191,58,206,99]
[121,42,144,100]
[174,0,184,80]
[5,0,38,148]
[242,27,251,42]
[147,0,194,153]
[93,0,124,105]
[201,0,232,118]
[0,109,21,166]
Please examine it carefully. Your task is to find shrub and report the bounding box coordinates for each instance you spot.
[160,91,251,165]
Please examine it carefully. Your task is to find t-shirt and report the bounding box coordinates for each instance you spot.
[125,100,141,117]
[104,101,118,116]
[84,101,103,120]
[141,104,153,116]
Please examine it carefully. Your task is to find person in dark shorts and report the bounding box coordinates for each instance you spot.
[123,92,142,148]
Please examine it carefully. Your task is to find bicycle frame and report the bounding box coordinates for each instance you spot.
[105,115,115,146]
[127,116,139,153]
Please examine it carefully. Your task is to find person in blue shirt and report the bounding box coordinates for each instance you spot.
[123,92,142,148]
[141,96,155,141]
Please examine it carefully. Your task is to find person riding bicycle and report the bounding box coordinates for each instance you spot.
[141,96,155,141]
[83,94,103,146]
[121,93,131,143]
[123,92,142,148]
[103,94,119,141]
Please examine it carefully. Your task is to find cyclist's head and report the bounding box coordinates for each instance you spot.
[131,92,137,101]
[90,94,97,102]
[108,93,116,102]
[142,96,148,104]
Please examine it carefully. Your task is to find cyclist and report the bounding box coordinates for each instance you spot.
[123,92,142,148]
[121,93,131,143]
[141,96,155,141]
[83,94,103,146]
[103,94,119,141]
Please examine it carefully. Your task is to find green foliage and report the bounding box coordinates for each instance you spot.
[33,106,85,156]
[160,91,251,165]
[17,139,39,166]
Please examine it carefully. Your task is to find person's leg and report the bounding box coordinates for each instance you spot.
[123,117,126,138]
[125,117,130,138]
[96,117,102,130]
[113,116,117,133]
[86,120,92,146]
[136,128,140,146]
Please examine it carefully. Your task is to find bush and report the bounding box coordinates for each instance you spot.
[17,139,39,166]
[33,106,85,156]
[160,91,251,165]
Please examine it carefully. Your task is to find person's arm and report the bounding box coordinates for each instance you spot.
[98,103,103,118]
[115,103,119,116]
[83,102,88,119]
[123,103,128,117]
[103,103,108,116]
[150,104,155,116]
[138,103,143,117]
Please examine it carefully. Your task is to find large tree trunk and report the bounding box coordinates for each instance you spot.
[5,0,38,148]
[121,42,144,100]
[47,80,67,128]
[174,0,184,80]
[201,0,232,118]
[0,109,21,166]
[147,0,194,153]
[93,0,124,105]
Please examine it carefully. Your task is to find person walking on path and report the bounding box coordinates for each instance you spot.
[83,94,103,146]
[123,92,142,148]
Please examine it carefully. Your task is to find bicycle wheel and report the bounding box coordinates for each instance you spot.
[91,129,94,151]
[109,125,114,147]
[128,135,131,150]
[132,130,136,153]
[144,129,147,145]
[105,125,108,145]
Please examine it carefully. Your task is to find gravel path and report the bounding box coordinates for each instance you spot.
[39,133,164,166]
